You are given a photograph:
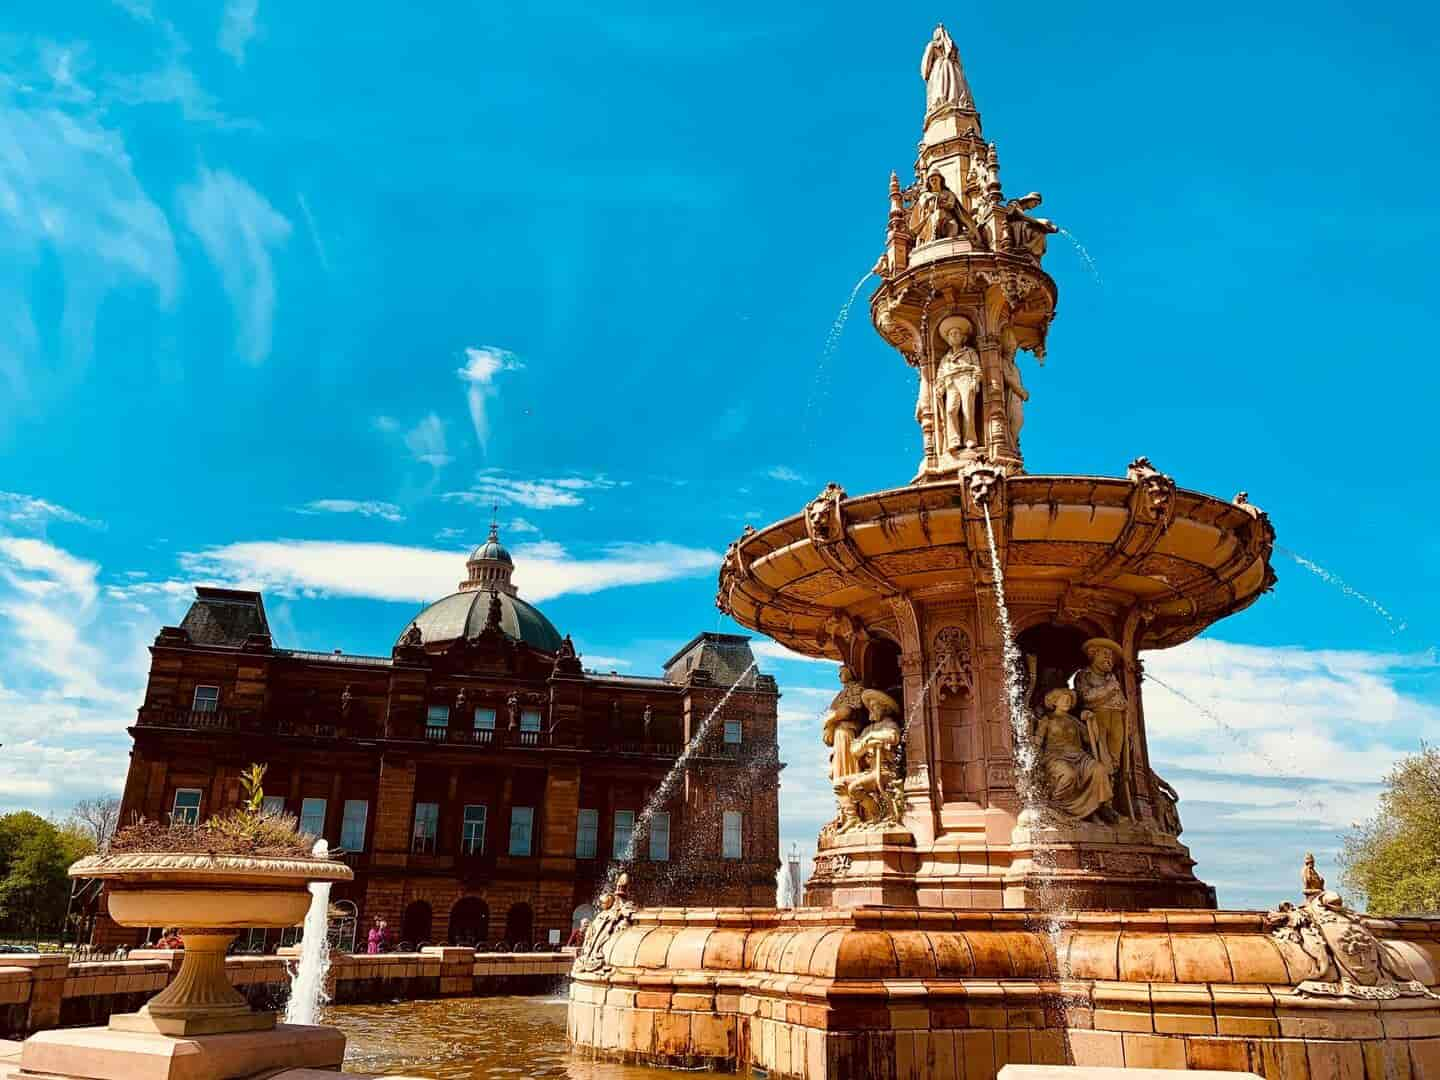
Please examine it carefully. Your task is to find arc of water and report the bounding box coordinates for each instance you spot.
[602,660,760,896]
[803,272,874,449]
[1278,546,1407,635]
[1057,227,1102,288]
[284,878,333,1025]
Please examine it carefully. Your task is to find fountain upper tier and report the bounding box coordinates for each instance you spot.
[717,465,1275,660]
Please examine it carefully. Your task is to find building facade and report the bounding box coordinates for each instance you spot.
[102,528,781,949]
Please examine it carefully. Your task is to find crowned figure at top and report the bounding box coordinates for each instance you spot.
[921,24,973,113]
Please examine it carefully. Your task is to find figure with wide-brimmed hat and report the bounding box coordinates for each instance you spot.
[936,314,983,451]
[1072,637,1132,818]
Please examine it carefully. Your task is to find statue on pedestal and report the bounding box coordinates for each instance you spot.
[1072,638,1132,817]
[1033,688,1118,823]
[920,24,973,113]
[821,666,905,835]
[999,327,1029,443]
[935,315,982,451]
[915,172,972,246]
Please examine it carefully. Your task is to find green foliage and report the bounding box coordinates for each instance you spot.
[0,812,96,939]
[238,764,268,815]
[1340,745,1440,916]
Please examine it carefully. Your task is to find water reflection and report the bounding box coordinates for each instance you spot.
[334,995,677,1079]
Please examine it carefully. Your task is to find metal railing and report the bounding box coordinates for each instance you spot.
[137,706,239,731]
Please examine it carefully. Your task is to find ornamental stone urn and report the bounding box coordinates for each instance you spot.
[69,851,353,1036]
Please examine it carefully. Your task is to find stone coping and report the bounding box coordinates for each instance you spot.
[70,851,354,884]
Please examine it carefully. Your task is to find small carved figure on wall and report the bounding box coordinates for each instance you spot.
[936,315,982,451]
[1151,770,1182,836]
[1033,688,1118,823]
[506,692,520,731]
[934,626,974,697]
[401,623,423,647]
[914,172,975,246]
[1302,852,1324,899]
[999,327,1029,443]
[1073,638,1132,817]
[821,667,905,834]
[340,685,353,718]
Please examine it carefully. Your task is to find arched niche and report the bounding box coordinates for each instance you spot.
[1015,622,1095,713]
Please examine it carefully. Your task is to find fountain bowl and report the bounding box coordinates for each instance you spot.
[70,851,352,1036]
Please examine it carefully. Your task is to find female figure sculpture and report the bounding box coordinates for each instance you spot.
[1034,688,1117,822]
[1073,638,1131,816]
[1000,327,1028,443]
[915,172,968,245]
[920,25,972,113]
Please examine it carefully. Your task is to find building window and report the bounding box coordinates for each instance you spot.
[260,795,286,816]
[649,812,670,862]
[722,811,743,859]
[171,788,202,826]
[509,807,534,856]
[300,798,327,837]
[426,705,449,740]
[461,804,487,855]
[192,686,219,713]
[575,808,599,859]
[518,708,542,745]
[723,719,743,745]
[613,810,635,860]
[473,707,496,744]
[412,802,439,854]
[340,800,368,851]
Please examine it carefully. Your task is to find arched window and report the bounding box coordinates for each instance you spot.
[504,902,533,946]
[401,900,433,946]
[449,897,490,946]
[571,903,595,929]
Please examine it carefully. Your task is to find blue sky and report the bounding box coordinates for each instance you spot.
[2,2,1438,912]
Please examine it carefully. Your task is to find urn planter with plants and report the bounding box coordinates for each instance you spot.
[70,764,352,1035]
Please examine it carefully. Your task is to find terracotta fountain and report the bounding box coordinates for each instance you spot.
[567,24,1440,1079]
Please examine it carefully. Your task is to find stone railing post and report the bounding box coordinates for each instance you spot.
[7,954,69,1034]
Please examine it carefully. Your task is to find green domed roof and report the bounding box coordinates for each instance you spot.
[399,589,564,653]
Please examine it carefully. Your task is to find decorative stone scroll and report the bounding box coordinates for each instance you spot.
[1265,860,1438,1001]
[933,626,974,698]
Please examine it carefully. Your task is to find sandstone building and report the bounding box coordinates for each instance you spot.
[103,528,781,949]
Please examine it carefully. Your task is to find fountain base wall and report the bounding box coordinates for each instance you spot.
[566,906,1440,1080]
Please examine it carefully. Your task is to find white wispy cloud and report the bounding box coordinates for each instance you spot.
[582,655,633,669]
[507,517,540,534]
[751,639,836,665]
[0,69,179,400]
[457,345,524,453]
[0,491,96,528]
[179,538,719,605]
[404,414,451,467]
[218,0,260,65]
[767,466,805,483]
[179,167,291,363]
[296,499,404,522]
[445,472,623,510]
[372,415,400,434]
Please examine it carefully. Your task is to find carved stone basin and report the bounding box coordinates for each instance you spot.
[70,852,353,1035]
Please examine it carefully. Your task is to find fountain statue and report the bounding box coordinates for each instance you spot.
[569,23,1440,1080]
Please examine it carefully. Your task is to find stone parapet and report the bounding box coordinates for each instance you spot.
[567,906,1440,1079]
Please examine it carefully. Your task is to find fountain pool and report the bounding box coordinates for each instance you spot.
[333,996,673,1079]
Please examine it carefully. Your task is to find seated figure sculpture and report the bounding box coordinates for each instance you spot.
[1033,687,1119,824]
[822,666,904,834]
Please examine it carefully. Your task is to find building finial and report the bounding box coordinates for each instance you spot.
[489,502,499,542]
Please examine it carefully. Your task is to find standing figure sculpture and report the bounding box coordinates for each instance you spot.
[1033,688,1117,823]
[999,327,1028,444]
[935,316,983,451]
[1072,638,1132,816]
[920,24,973,113]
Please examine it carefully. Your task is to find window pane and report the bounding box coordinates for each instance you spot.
[575,808,598,859]
[520,709,542,732]
[722,811,742,859]
[340,800,368,851]
[509,806,534,856]
[649,812,670,862]
[260,796,285,816]
[413,802,439,853]
[723,719,742,744]
[462,804,487,855]
[171,789,202,826]
[300,798,327,837]
[613,810,635,860]
[426,705,450,726]
[192,686,219,712]
[473,708,496,730]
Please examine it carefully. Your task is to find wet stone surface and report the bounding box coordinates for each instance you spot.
[333,995,673,1079]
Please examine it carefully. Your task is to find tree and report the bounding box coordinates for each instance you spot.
[70,796,122,853]
[1340,745,1440,916]
[0,812,96,939]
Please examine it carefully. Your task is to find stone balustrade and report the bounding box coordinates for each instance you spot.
[0,948,573,1038]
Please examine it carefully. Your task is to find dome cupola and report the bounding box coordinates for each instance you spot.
[459,521,516,595]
